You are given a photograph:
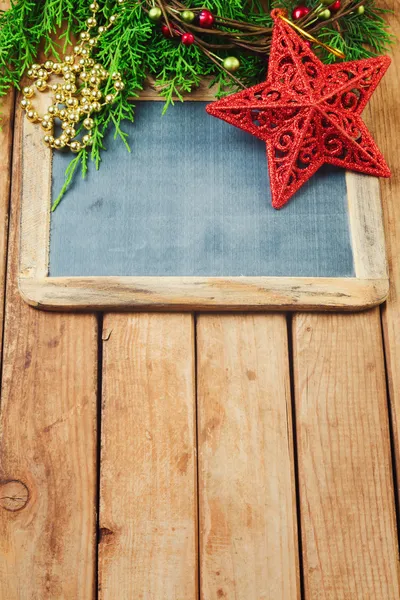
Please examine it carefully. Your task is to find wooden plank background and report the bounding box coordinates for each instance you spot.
[1,2,400,599]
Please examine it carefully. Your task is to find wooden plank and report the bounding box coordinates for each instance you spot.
[0,89,15,362]
[19,93,52,279]
[197,314,300,600]
[366,2,400,500]
[0,97,98,598]
[293,311,400,599]
[18,275,388,312]
[98,313,198,599]
[345,172,387,280]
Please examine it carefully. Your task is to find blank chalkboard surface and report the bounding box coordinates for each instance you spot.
[50,102,354,278]
[18,97,388,311]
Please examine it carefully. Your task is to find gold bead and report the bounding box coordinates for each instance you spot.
[20,98,31,109]
[55,92,64,102]
[23,86,34,98]
[35,79,47,90]
[60,133,70,143]
[80,31,90,40]
[83,117,94,129]
[82,134,93,146]
[111,71,121,80]
[87,17,97,27]
[79,58,86,67]
[62,64,71,73]
[109,14,117,23]
[27,69,34,78]
[43,135,55,146]
[81,103,91,114]
[54,138,66,149]
[68,111,80,122]
[91,101,101,112]
[70,140,82,152]
[63,72,74,81]
[66,97,79,107]
[86,58,95,67]
[61,120,70,130]
[91,89,102,100]
[65,127,76,138]
[41,119,53,131]
[98,26,106,34]
[26,110,39,122]
[73,64,82,73]
[90,2,99,11]
[89,38,98,47]
[64,55,74,65]
[114,80,124,91]
[64,83,77,93]
[117,0,125,4]
[89,76,99,85]
[48,105,58,115]
[32,63,41,71]
[81,87,92,97]
[37,69,47,79]
[59,109,67,119]
[44,60,54,70]
[81,48,89,57]
[105,93,115,104]
[74,46,82,55]
[53,63,61,73]
[52,83,60,92]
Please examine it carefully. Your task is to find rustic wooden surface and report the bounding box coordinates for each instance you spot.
[99,313,197,599]
[197,315,300,600]
[374,0,400,508]
[0,90,14,363]
[294,311,399,599]
[0,98,98,597]
[1,4,400,599]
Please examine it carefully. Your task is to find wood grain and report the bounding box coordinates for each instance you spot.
[0,95,98,599]
[18,275,388,312]
[197,314,300,600]
[293,311,400,599]
[366,1,400,503]
[98,313,198,600]
[345,172,387,280]
[0,90,15,362]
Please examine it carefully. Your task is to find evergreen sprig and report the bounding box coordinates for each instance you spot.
[0,0,393,208]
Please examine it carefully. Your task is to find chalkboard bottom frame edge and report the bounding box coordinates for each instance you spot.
[18,275,389,313]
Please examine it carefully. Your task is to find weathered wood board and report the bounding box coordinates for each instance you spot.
[197,314,300,599]
[99,313,197,599]
[0,102,98,599]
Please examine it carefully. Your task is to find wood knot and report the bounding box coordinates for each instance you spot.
[0,480,29,512]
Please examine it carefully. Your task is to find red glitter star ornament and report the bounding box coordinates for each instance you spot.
[206,10,391,209]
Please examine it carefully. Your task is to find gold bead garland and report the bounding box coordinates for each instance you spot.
[21,0,125,151]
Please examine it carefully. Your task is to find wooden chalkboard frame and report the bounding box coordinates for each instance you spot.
[17,89,388,312]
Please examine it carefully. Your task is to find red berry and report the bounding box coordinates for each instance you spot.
[291,5,310,20]
[330,0,341,12]
[181,32,195,46]
[161,23,179,38]
[198,9,215,28]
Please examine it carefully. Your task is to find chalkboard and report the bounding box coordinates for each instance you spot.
[50,102,354,279]
[18,99,388,311]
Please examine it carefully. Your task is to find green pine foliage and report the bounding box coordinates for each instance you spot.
[0,0,393,208]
